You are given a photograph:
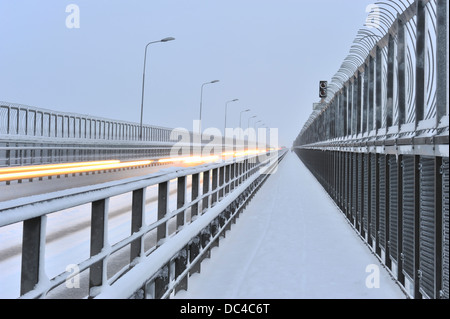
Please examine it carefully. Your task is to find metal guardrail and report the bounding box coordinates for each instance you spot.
[0,101,188,167]
[0,101,261,167]
[294,0,449,299]
[294,0,448,158]
[0,150,287,299]
[0,101,177,142]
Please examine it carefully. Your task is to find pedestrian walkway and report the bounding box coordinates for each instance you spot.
[175,152,406,299]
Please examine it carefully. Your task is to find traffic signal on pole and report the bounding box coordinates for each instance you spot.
[319,81,327,98]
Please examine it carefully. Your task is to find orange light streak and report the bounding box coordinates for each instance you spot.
[0,160,121,174]
[0,160,152,182]
[0,149,268,182]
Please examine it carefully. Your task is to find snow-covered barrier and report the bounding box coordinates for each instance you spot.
[0,149,287,299]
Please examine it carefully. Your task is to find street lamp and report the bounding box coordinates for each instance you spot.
[139,37,175,140]
[224,99,239,135]
[199,80,220,133]
[247,115,257,130]
[247,115,257,143]
[239,109,250,140]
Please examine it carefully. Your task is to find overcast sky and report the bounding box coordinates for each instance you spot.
[0,0,374,146]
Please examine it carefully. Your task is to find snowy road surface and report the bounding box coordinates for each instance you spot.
[175,152,406,299]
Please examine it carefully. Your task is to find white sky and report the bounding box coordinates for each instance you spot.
[0,0,374,146]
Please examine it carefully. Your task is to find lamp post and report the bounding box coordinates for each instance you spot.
[247,115,257,130]
[224,99,239,135]
[139,37,175,141]
[247,115,257,143]
[239,109,250,140]
[254,120,262,146]
[199,80,220,134]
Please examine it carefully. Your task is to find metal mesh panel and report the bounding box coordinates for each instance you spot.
[345,153,349,214]
[352,153,358,220]
[35,112,43,137]
[389,155,399,262]
[358,153,364,228]
[0,106,9,134]
[18,109,27,135]
[379,155,387,249]
[10,108,18,134]
[27,110,36,136]
[363,154,370,232]
[441,158,449,299]
[42,113,50,137]
[419,157,436,298]
[371,153,378,241]
[402,156,416,279]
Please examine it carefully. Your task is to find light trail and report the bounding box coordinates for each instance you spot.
[0,149,269,182]
[0,160,152,182]
[0,160,121,174]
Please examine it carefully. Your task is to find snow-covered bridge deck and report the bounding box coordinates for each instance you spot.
[175,152,406,299]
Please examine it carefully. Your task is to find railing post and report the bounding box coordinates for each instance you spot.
[211,168,218,205]
[174,246,188,294]
[177,176,186,230]
[155,263,169,299]
[230,163,236,191]
[219,166,225,199]
[20,216,46,296]
[225,165,231,195]
[191,174,199,218]
[157,182,168,246]
[202,170,210,213]
[130,188,145,263]
[89,198,108,295]
[189,236,201,275]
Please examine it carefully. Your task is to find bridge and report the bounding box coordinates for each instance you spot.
[0,0,448,300]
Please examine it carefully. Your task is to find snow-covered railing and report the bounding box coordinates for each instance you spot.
[0,149,287,299]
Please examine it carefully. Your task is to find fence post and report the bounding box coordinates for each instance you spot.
[211,168,218,205]
[157,182,168,246]
[202,170,210,213]
[219,166,225,199]
[191,174,199,218]
[130,188,145,263]
[177,176,186,230]
[20,216,46,296]
[174,246,188,294]
[89,199,108,295]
